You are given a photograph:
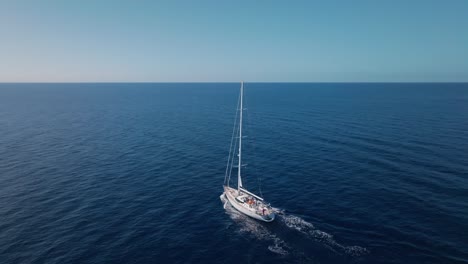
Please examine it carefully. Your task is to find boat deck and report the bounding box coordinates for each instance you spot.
[224,186,273,218]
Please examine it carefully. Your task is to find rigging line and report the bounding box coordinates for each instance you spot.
[226,130,237,186]
[224,90,241,185]
[244,89,264,198]
[227,125,240,186]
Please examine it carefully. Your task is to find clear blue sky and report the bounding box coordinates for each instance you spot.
[1,0,467,82]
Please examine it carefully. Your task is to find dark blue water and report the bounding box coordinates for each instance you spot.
[1,83,467,264]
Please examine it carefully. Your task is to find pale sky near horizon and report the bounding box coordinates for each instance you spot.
[1,0,467,82]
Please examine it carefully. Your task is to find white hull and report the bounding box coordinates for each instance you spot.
[223,186,275,222]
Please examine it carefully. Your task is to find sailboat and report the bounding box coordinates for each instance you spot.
[222,81,275,222]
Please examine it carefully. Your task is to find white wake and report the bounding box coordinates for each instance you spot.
[220,193,368,257]
[273,207,369,257]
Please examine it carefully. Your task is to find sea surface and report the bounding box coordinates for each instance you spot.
[0,83,467,264]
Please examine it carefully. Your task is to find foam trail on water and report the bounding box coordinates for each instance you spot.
[220,195,367,257]
[272,207,369,257]
[220,193,289,255]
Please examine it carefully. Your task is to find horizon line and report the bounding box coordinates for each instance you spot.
[1,81,468,84]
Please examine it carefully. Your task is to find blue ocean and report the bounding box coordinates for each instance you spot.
[0,83,467,264]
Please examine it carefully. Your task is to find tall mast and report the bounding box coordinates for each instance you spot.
[238,81,244,192]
